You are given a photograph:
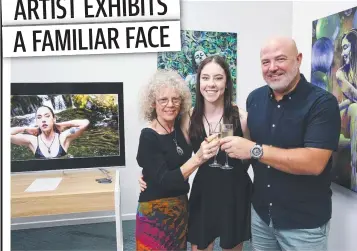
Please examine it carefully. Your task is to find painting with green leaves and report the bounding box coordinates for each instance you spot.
[157,30,237,106]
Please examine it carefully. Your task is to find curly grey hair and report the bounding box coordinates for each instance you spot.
[139,69,192,121]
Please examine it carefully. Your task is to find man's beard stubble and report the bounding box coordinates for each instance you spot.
[267,63,299,93]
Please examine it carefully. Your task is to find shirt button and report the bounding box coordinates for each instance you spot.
[289,97,292,100]
[272,124,275,127]
[270,203,273,206]
[277,105,280,108]
[267,166,270,168]
[267,184,270,187]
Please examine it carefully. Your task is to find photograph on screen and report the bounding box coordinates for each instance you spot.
[157,30,237,106]
[11,82,125,172]
[311,6,357,192]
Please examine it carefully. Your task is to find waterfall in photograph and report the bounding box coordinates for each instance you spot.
[11,94,120,161]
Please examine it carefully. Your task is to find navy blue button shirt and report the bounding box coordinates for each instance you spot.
[246,74,341,229]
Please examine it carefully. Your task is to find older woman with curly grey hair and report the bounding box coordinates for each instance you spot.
[135,69,219,251]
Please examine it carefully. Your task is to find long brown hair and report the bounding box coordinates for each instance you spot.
[189,55,240,140]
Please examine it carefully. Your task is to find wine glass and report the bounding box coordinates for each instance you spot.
[221,124,234,170]
[208,122,222,168]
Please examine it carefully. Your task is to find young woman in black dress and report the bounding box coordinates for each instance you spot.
[186,55,252,251]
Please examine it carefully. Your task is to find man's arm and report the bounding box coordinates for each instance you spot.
[260,94,340,175]
[259,146,332,175]
[222,93,341,176]
[220,137,332,175]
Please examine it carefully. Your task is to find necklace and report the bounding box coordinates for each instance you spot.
[156,119,184,156]
[203,114,223,134]
[40,133,56,154]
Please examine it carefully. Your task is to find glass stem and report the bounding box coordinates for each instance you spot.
[213,151,218,163]
[213,146,220,163]
[225,153,229,165]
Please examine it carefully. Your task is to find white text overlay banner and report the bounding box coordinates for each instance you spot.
[3,21,181,57]
[3,0,180,25]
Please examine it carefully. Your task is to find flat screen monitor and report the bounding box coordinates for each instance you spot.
[11,82,125,172]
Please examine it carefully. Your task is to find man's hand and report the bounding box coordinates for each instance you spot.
[138,175,147,192]
[220,136,255,160]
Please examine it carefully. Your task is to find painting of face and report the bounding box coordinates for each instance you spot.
[154,86,181,123]
[341,37,352,65]
[36,106,55,133]
[199,62,226,104]
[194,50,207,66]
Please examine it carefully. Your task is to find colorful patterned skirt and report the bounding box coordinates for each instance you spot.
[136,195,188,251]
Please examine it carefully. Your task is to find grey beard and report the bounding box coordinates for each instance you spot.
[268,65,299,93]
[269,82,290,92]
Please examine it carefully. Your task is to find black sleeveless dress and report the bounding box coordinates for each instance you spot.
[188,119,252,249]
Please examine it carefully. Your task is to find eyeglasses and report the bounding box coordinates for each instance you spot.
[157,97,182,106]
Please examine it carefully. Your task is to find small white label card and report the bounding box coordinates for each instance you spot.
[25,178,63,192]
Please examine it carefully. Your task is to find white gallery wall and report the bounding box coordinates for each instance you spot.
[292,2,357,251]
[9,1,357,250]
[10,1,293,220]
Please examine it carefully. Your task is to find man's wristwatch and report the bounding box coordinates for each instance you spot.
[250,143,263,159]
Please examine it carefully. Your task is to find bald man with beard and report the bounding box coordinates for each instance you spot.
[220,37,341,251]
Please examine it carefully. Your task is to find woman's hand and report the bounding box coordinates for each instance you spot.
[194,134,221,165]
[138,175,147,192]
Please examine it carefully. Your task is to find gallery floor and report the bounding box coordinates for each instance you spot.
[11,220,252,250]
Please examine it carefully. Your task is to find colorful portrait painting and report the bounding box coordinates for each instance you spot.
[311,6,357,192]
[157,30,238,106]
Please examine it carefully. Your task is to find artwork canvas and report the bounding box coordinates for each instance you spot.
[11,82,125,172]
[311,6,357,192]
[157,30,238,106]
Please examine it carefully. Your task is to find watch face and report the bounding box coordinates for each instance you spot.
[251,145,262,159]
[252,147,261,156]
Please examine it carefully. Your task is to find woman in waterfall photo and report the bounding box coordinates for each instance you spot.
[11,105,90,159]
